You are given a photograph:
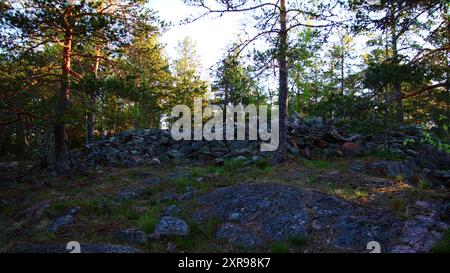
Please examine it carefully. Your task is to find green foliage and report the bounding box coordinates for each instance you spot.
[212,48,265,106]
[170,37,208,111]
[138,207,160,233]
[419,130,450,153]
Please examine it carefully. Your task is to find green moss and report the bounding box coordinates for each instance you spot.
[288,236,308,247]
[371,150,406,160]
[111,202,140,221]
[51,197,110,215]
[432,229,450,253]
[174,176,192,193]
[270,242,290,253]
[300,159,332,170]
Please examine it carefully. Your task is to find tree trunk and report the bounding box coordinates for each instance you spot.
[445,3,450,130]
[86,48,100,145]
[54,6,73,174]
[340,42,345,95]
[224,81,229,122]
[0,126,12,156]
[390,2,404,126]
[14,122,28,158]
[272,0,288,164]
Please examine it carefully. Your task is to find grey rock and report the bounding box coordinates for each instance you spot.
[15,243,140,253]
[229,212,241,222]
[390,215,449,253]
[351,160,418,183]
[163,205,181,217]
[114,229,147,244]
[216,223,264,248]
[179,186,197,201]
[154,216,189,236]
[332,216,378,249]
[149,158,161,165]
[143,176,162,186]
[162,192,178,202]
[304,116,323,126]
[191,209,212,224]
[48,208,79,233]
[261,209,308,241]
[233,155,247,162]
[0,162,19,170]
[117,188,143,201]
[166,242,177,252]
[214,158,225,166]
[167,149,184,158]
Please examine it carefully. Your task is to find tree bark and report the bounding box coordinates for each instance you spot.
[390,2,404,126]
[340,40,345,95]
[0,126,12,156]
[272,0,288,164]
[14,122,28,158]
[54,6,73,174]
[86,48,100,145]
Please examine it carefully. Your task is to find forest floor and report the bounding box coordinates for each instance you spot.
[1,155,449,253]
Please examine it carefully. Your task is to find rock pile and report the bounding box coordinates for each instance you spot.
[67,114,449,187]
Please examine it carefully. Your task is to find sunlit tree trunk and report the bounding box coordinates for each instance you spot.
[273,0,288,164]
[54,6,73,174]
[86,48,100,144]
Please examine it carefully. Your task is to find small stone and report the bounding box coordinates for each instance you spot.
[162,192,178,202]
[214,158,225,166]
[117,188,143,201]
[154,216,189,236]
[166,242,177,253]
[149,158,161,165]
[179,186,197,201]
[318,140,328,148]
[167,149,184,158]
[234,155,247,162]
[48,208,79,233]
[163,205,181,217]
[342,142,362,157]
[229,212,241,222]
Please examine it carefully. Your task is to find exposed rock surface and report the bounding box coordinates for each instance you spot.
[216,223,264,248]
[194,183,448,252]
[15,243,140,253]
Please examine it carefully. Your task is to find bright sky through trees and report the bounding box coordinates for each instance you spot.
[149,0,244,80]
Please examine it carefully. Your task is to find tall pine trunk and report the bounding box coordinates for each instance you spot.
[86,48,100,144]
[272,0,288,164]
[340,41,345,95]
[54,6,73,174]
[390,2,404,126]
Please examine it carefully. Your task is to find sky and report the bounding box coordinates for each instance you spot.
[148,0,245,80]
